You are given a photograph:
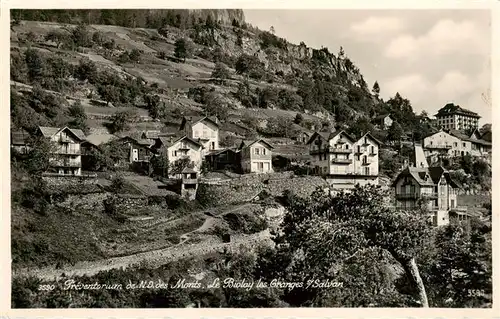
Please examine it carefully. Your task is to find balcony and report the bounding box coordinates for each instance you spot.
[395,193,420,199]
[368,151,377,156]
[331,148,352,154]
[332,158,352,164]
[53,160,81,168]
[421,192,438,199]
[59,136,72,143]
[450,206,468,212]
[361,160,372,166]
[425,144,452,150]
[55,149,81,155]
[182,178,198,184]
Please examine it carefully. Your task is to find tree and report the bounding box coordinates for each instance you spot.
[170,157,192,175]
[338,46,345,59]
[203,92,228,121]
[271,185,432,307]
[109,109,138,133]
[68,100,88,133]
[76,58,98,83]
[174,38,193,62]
[270,26,275,35]
[128,49,141,64]
[97,85,121,106]
[144,94,165,119]
[150,149,170,177]
[372,81,380,97]
[294,113,304,125]
[387,121,404,142]
[72,23,93,48]
[45,29,70,48]
[25,48,44,82]
[211,62,230,84]
[21,135,56,175]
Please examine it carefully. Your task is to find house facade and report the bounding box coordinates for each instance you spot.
[11,129,31,154]
[307,131,380,189]
[435,103,480,131]
[239,139,273,173]
[205,148,241,172]
[180,116,219,155]
[392,166,463,226]
[151,135,203,176]
[423,129,492,159]
[38,126,86,176]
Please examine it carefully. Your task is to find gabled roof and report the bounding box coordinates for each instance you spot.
[118,136,152,147]
[391,167,435,187]
[84,133,117,146]
[38,126,86,141]
[206,147,239,156]
[239,139,274,150]
[358,132,382,145]
[180,116,219,130]
[392,167,434,187]
[141,130,162,139]
[446,129,492,146]
[159,134,203,149]
[306,130,355,145]
[481,131,492,142]
[11,129,30,145]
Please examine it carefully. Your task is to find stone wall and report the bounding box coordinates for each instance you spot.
[197,172,327,206]
[43,174,100,194]
[56,193,149,212]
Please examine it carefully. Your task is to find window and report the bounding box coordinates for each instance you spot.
[364,167,370,175]
[257,162,264,172]
[462,142,466,147]
[370,146,374,154]
[194,131,199,138]
[262,148,266,155]
[454,142,457,147]
[255,148,260,155]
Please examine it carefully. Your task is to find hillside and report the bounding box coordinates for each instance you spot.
[10,8,437,149]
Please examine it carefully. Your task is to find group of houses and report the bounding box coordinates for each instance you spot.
[10,102,490,225]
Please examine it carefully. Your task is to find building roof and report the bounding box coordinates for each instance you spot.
[206,147,239,156]
[239,139,274,150]
[85,133,116,146]
[306,130,356,145]
[481,131,492,142]
[159,134,203,149]
[358,132,382,145]
[182,167,198,174]
[435,103,481,119]
[141,130,162,139]
[392,165,460,188]
[180,115,219,130]
[118,136,152,147]
[38,126,86,141]
[11,129,30,145]
[446,129,492,146]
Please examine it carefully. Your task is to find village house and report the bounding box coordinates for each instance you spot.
[11,129,31,154]
[422,129,492,160]
[80,133,117,171]
[435,103,480,132]
[392,165,464,226]
[307,131,381,189]
[373,114,394,130]
[151,135,203,175]
[180,116,219,155]
[115,136,153,166]
[238,139,274,173]
[37,126,86,176]
[205,148,241,172]
[180,167,199,200]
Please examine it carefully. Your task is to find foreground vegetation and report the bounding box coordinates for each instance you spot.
[12,186,492,308]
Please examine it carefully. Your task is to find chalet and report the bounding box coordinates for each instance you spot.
[116,136,152,164]
[80,133,117,171]
[205,148,241,172]
[37,126,86,176]
[238,139,274,173]
[307,130,381,189]
[11,129,31,154]
[180,116,219,155]
[151,135,203,174]
[423,129,492,159]
[392,166,463,226]
[374,114,394,129]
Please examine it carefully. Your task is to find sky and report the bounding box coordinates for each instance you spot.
[243,9,491,124]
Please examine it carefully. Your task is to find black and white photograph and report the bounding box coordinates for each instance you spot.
[6,4,494,310]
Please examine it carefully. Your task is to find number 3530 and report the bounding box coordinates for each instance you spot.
[467,289,485,297]
[38,284,56,291]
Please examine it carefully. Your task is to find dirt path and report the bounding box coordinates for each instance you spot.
[12,202,267,282]
[13,230,271,281]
